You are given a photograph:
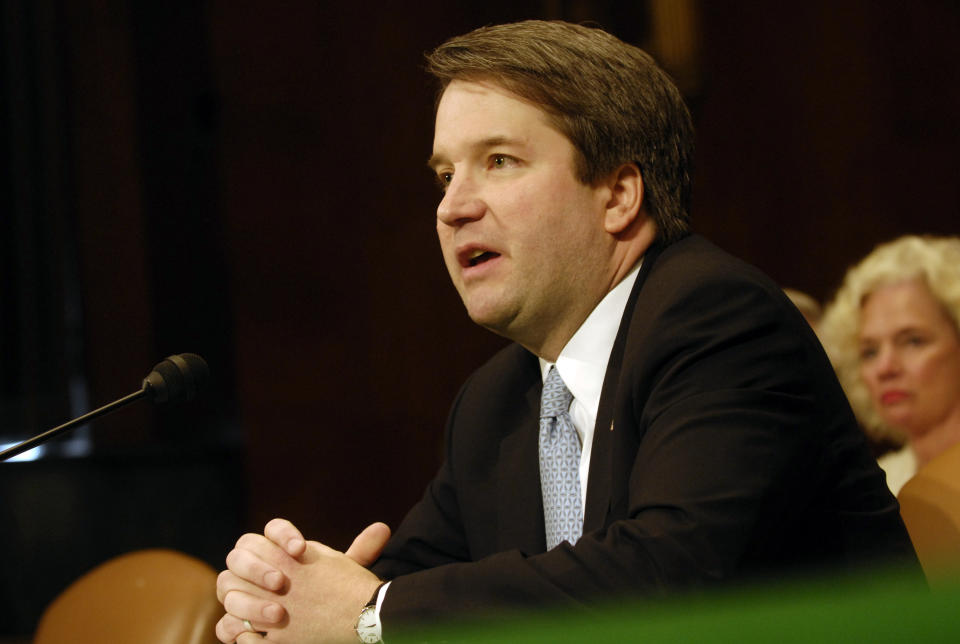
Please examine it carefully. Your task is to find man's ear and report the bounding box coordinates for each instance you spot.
[603,162,643,234]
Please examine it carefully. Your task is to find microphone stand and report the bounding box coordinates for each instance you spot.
[0,388,148,462]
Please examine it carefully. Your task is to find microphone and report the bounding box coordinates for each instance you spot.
[0,353,209,462]
[142,353,209,404]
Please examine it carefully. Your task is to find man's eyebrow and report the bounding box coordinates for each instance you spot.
[426,153,447,172]
[427,136,520,170]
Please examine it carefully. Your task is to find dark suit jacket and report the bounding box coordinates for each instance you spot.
[371,235,918,623]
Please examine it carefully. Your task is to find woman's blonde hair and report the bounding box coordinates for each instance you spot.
[820,235,960,446]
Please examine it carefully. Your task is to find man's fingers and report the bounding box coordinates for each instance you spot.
[216,613,265,643]
[216,570,234,603]
[236,635,266,644]
[223,588,286,625]
[264,517,307,557]
[225,544,287,592]
[345,522,392,567]
[216,569,285,626]
[218,570,269,604]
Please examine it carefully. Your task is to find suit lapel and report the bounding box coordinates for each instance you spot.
[583,239,666,531]
[495,354,547,554]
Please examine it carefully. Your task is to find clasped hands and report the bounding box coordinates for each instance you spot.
[216,518,391,643]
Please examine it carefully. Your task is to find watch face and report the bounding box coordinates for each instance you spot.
[355,606,381,644]
[358,630,380,644]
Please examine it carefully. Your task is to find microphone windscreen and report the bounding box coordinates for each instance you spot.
[142,353,210,404]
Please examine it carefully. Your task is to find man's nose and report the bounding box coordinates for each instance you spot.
[436,175,485,227]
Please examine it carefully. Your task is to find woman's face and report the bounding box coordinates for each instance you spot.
[858,279,960,438]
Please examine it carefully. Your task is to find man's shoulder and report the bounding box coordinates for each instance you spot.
[637,234,792,321]
[618,233,829,393]
[651,234,776,289]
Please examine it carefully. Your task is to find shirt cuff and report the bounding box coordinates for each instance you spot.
[374,580,391,628]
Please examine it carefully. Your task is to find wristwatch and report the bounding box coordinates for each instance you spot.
[354,583,385,643]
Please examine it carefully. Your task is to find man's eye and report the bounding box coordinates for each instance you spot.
[436,172,453,190]
[491,154,515,169]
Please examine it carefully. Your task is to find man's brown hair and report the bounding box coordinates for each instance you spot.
[426,20,694,242]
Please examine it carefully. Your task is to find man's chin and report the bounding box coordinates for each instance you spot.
[464,303,515,337]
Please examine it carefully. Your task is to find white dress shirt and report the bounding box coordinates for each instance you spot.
[538,262,642,507]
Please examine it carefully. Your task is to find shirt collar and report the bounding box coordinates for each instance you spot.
[539,260,642,417]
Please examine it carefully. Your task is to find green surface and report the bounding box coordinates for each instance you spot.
[392,568,959,643]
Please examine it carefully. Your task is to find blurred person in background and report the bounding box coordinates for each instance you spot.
[820,235,960,495]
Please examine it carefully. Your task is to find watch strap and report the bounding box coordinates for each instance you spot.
[366,581,386,608]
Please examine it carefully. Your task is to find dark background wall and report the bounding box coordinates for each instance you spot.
[1,0,957,638]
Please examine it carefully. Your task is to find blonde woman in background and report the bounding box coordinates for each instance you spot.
[820,235,960,495]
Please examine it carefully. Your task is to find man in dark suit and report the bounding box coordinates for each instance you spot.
[215,21,917,643]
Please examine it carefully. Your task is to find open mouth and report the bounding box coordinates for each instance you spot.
[463,249,500,267]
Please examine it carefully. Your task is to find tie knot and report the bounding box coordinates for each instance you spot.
[540,366,573,418]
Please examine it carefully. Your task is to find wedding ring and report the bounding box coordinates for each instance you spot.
[242,619,256,633]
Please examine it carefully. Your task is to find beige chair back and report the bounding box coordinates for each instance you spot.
[34,548,221,644]
[898,441,960,587]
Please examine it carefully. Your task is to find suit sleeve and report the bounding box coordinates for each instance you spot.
[370,384,472,580]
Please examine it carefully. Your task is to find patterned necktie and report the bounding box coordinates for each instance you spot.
[539,366,583,550]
